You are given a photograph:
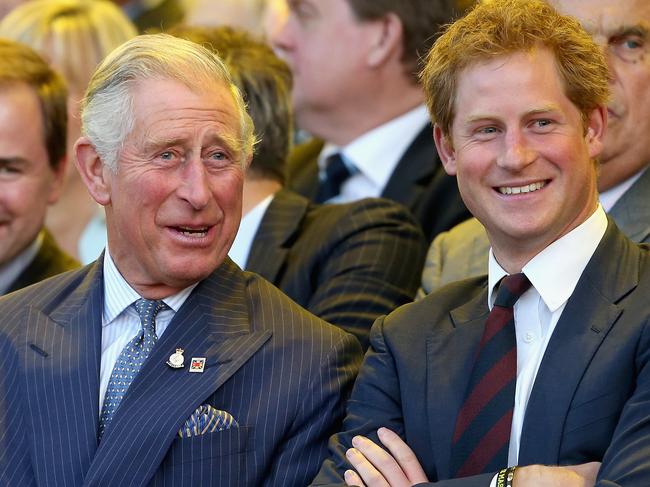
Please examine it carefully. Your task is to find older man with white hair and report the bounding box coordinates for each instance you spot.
[0,33,361,487]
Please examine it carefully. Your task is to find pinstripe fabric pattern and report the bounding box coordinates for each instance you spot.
[99,251,196,413]
[246,189,426,349]
[286,128,470,243]
[0,257,362,486]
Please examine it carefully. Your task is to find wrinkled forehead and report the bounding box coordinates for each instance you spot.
[126,77,243,145]
[551,0,650,37]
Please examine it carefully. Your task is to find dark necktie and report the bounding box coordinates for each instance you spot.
[315,153,351,203]
[451,273,532,477]
[98,298,166,439]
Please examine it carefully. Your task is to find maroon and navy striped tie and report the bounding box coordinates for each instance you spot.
[450,272,532,477]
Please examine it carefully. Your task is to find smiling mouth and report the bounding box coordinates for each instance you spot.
[498,181,546,195]
[173,226,210,238]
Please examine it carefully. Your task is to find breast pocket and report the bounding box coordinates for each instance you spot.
[151,427,253,487]
[561,391,624,462]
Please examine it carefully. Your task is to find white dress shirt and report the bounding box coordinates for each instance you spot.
[318,105,430,202]
[228,194,274,268]
[99,249,196,413]
[488,205,607,486]
[0,231,43,295]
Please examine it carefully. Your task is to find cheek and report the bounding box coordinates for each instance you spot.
[212,172,244,209]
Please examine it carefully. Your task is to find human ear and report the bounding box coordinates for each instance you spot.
[585,105,607,159]
[75,136,112,206]
[434,125,457,176]
[366,13,403,68]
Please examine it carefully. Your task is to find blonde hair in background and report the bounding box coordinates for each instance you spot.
[0,0,137,94]
[421,0,610,137]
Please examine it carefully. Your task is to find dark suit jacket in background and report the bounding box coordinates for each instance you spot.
[5,228,79,295]
[246,189,426,348]
[418,166,650,295]
[286,127,470,243]
[313,220,650,486]
[0,258,362,486]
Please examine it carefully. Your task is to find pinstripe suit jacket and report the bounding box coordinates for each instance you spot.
[5,229,79,295]
[418,167,650,296]
[286,127,470,243]
[0,257,362,487]
[246,190,426,349]
[314,219,650,486]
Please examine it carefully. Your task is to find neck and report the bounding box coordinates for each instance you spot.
[242,176,282,215]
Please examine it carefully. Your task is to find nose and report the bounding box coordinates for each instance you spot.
[177,157,211,210]
[497,130,536,171]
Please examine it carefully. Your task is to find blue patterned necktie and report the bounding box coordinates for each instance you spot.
[98,298,166,439]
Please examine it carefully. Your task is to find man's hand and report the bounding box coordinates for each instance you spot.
[513,462,601,487]
[343,427,428,486]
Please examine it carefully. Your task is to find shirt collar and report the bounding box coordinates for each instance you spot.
[319,105,430,190]
[102,249,197,326]
[488,205,608,311]
[229,193,275,268]
[0,231,43,295]
[599,167,647,212]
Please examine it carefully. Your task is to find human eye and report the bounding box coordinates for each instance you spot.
[531,118,554,131]
[472,125,500,140]
[155,149,181,164]
[290,0,317,21]
[0,160,24,179]
[610,30,647,62]
[204,149,235,169]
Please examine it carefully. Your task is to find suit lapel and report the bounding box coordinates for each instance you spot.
[23,263,103,485]
[519,221,639,465]
[287,138,323,200]
[426,285,489,478]
[85,259,272,486]
[609,167,650,243]
[381,125,436,210]
[245,189,309,282]
[8,228,79,293]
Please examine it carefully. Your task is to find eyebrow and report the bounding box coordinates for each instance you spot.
[609,24,650,40]
[463,105,559,125]
[144,133,241,158]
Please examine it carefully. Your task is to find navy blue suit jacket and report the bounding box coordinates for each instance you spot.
[313,220,650,486]
[0,258,362,486]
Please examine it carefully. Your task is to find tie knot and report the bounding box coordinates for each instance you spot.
[316,153,353,203]
[324,153,351,182]
[494,273,531,308]
[134,298,166,328]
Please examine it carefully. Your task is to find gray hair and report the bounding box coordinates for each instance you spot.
[81,33,256,171]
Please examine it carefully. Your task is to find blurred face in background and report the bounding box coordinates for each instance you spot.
[552,0,650,190]
[0,83,65,266]
[270,0,383,132]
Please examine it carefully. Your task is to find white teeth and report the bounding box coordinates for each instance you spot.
[177,226,208,237]
[499,181,545,195]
